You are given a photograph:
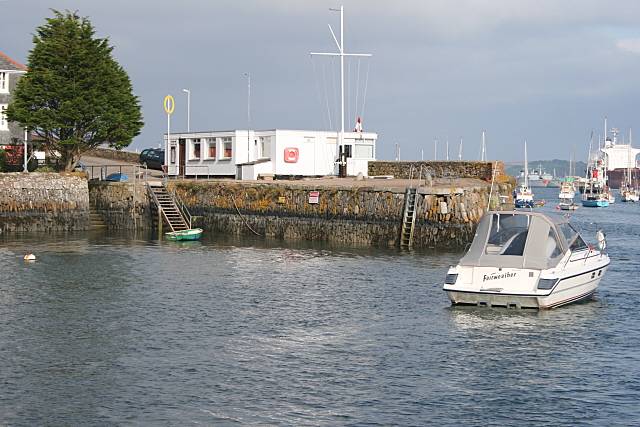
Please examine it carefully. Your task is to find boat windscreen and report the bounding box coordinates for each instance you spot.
[558,223,587,250]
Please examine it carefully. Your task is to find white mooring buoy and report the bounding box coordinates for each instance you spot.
[24,253,36,261]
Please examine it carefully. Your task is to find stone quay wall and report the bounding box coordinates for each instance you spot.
[88,181,154,230]
[170,180,512,248]
[0,172,90,232]
[86,146,142,164]
[1,173,514,248]
[368,161,507,182]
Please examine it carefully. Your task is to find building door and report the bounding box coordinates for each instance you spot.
[178,138,186,176]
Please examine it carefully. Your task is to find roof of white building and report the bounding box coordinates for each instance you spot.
[0,53,27,72]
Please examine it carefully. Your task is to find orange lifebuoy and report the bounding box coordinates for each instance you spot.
[284,147,299,163]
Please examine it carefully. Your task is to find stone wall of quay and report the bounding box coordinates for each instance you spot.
[0,172,513,248]
[88,181,154,230]
[170,180,512,248]
[368,161,507,181]
[86,146,142,164]
[0,172,90,232]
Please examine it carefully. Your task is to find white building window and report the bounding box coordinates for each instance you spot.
[221,137,232,159]
[0,73,7,93]
[354,144,374,159]
[260,136,271,158]
[191,138,201,159]
[207,138,217,159]
[0,104,8,131]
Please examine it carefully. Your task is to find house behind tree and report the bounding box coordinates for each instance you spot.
[0,52,28,164]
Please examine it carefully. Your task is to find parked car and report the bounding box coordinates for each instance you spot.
[73,161,87,173]
[140,148,165,170]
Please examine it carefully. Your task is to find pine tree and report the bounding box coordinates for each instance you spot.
[6,10,144,171]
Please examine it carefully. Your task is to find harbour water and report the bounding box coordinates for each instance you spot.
[1,187,639,426]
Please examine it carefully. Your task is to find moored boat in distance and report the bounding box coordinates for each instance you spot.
[514,185,534,208]
[514,142,536,208]
[443,210,610,309]
[558,201,579,210]
[581,171,610,207]
[620,140,639,202]
[558,179,577,200]
[621,186,639,202]
[582,133,611,207]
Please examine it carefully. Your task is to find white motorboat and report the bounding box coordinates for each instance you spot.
[621,187,639,202]
[558,181,576,200]
[443,210,610,309]
[514,184,534,208]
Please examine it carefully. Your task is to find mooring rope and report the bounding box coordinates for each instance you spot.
[231,194,262,236]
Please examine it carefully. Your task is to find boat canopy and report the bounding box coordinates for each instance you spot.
[459,210,586,269]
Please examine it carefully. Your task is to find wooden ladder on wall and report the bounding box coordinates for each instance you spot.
[147,183,190,232]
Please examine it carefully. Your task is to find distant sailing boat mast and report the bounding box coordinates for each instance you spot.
[311,6,371,177]
[479,131,487,161]
[524,140,529,188]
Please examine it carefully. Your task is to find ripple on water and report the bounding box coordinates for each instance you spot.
[0,211,639,426]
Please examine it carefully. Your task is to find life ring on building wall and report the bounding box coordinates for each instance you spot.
[284,147,299,163]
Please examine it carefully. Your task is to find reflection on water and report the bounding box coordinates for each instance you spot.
[1,197,639,426]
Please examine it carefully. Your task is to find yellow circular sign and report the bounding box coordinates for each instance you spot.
[164,95,175,114]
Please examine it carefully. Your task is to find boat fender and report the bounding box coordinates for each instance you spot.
[596,230,607,250]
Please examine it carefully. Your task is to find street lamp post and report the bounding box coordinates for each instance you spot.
[245,73,250,162]
[182,89,190,132]
[23,129,28,172]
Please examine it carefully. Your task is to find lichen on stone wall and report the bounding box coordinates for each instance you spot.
[0,172,91,232]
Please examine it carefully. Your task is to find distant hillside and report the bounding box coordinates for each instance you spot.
[503,159,588,179]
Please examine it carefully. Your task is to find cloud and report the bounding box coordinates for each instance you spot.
[617,38,640,53]
[4,0,640,162]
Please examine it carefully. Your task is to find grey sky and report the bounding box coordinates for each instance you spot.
[3,0,640,163]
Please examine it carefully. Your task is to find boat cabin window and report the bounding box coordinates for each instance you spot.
[485,213,530,256]
[546,229,563,259]
[558,223,588,251]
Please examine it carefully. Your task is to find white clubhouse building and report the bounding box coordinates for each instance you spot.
[164,129,377,179]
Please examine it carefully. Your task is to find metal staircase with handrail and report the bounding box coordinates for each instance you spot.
[147,182,190,232]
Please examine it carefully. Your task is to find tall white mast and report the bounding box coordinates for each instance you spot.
[524,141,529,187]
[458,137,463,161]
[311,6,371,173]
[446,137,449,161]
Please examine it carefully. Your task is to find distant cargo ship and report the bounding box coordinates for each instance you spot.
[599,127,640,189]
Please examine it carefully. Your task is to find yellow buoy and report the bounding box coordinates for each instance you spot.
[24,253,36,261]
